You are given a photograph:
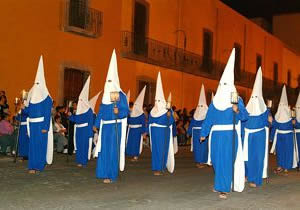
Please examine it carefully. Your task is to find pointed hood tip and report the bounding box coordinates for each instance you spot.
[151,72,167,117]
[194,84,208,121]
[131,86,147,117]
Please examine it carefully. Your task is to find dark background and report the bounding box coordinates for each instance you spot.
[221,0,300,25]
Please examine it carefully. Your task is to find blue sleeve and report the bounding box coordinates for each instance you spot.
[116,93,130,119]
[237,98,249,122]
[94,110,102,129]
[43,98,53,131]
[88,112,94,138]
[270,121,278,142]
[200,106,214,138]
[172,121,177,137]
[187,120,194,136]
[16,114,22,122]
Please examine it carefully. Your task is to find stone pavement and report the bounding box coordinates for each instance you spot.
[0,147,299,210]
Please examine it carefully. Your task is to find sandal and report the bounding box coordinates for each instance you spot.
[249,183,257,188]
[153,171,163,176]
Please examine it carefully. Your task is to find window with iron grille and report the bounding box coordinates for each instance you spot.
[234,43,241,80]
[69,0,88,29]
[202,29,213,73]
[273,62,278,86]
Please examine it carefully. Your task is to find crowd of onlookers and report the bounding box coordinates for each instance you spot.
[0,91,195,156]
[0,90,17,155]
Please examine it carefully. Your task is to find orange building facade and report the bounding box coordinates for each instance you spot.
[1,0,299,112]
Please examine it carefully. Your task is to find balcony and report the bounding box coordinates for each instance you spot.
[61,0,103,38]
[120,31,297,104]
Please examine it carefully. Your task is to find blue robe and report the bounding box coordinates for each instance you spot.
[94,92,129,181]
[16,113,29,158]
[69,108,94,166]
[23,96,52,171]
[200,99,248,193]
[187,119,208,164]
[148,112,175,171]
[126,114,146,157]
[296,121,300,166]
[243,110,269,186]
[270,120,295,170]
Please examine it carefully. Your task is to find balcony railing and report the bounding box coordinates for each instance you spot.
[120,31,297,105]
[61,1,103,38]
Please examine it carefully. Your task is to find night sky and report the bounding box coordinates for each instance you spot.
[221,0,300,24]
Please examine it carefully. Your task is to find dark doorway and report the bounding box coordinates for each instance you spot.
[138,80,155,106]
[133,1,149,55]
[64,68,90,103]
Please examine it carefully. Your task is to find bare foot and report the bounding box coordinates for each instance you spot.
[274,167,283,174]
[77,164,83,167]
[28,170,36,174]
[283,169,288,176]
[153,171,163,176]
[212,188,217,193]
[249,183,257,188]
[196,163,205,169]
[103,179,112,184]
[130,157,138,162]
[219,192,227,199]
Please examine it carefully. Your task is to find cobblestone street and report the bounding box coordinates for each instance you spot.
[0,147,300,210]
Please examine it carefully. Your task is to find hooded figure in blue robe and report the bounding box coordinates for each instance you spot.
[187,84,208,168]
[148,72,175,176]
[295,92,300,167]
[126,86,146,161]
[69,76,94,167]
[270,85,299,173]
[23,56,53,173]
[200,49,249,198]
[94,49,129,183]
[243,67,271,187]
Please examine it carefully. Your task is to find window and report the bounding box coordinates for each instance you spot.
[69,0,88,29]
[133,1,149,55]
[234,43,241,80]
[287,70,291,86]
[256,54,262,71]
[202,29,213,73]
[273,62,278,86]
[64,68,90,102]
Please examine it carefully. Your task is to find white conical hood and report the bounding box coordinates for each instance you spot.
[89,91,101,113]
[296,92,300,122]
[194,84,208,121]
[213,48,237,110]
[246,67,267,116]
[31,55,51,104]
[150,72,167,117]
[76,76,91,115]
[275,85,291,123]
[102,49,122,104]
[127,90,131,105]
[131,86,146,118]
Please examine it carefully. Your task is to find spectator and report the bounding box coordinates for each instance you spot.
[53,115,68,153]
[0,95,9,119]
[176,120,186,145]
[0,114,16,155]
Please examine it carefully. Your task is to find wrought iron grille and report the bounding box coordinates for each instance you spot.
[120,31,297,104]
[62,0,103,38]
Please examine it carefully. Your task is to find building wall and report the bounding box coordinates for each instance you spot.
[273,13,300,53]
[0,0,299,113]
